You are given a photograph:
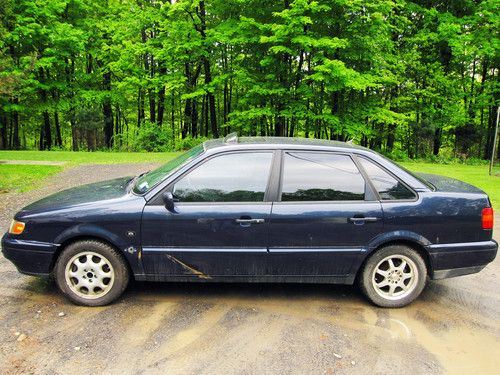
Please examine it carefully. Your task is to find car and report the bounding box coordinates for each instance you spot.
[2,135,498,307]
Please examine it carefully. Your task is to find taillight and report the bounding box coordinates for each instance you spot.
[482,207,494,229]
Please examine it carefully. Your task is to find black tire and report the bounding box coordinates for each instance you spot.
[359,245,427,308]
[54,240,130,306]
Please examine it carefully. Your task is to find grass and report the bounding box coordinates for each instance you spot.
[0,151,183,194]
[0,164,64,193]
[0,150,182,165]
[0,151,498,210]
[401,162,500,210]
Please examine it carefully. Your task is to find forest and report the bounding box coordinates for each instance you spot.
[0,0,498,159]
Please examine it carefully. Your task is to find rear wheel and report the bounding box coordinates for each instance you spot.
[54,240,129,306]
[359,245,427,308]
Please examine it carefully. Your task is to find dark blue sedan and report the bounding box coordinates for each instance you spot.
[2,136,498,307]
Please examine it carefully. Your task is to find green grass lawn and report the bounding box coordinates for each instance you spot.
[0,164,64,193]
[0,150,181,165]
[0,151,498,211]
[0,151,183,194]
[401,162,500,210]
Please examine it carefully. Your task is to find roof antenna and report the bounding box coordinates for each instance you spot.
[224,132,238,144]
[346,138,354,145]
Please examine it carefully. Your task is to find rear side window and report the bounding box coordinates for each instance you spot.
[281,152,365,201]
[173,152,273,202]
[358,157,416,200]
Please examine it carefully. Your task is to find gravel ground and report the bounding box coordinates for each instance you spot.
[0,164,499,374]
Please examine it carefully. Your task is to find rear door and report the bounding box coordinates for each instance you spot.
[267,151,384,277]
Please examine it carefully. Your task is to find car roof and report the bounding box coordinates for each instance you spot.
[203,135,370,153]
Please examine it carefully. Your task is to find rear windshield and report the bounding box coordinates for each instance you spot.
[133,144,204,194]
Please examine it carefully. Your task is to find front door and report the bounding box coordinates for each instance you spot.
[267,151,384,277]
[141,151,275,278]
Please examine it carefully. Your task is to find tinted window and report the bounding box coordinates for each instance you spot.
[281,152,365,201]
[358,157,416,200]
[173,152,273,202]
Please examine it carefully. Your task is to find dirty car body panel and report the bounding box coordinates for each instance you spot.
[2,137,498,288]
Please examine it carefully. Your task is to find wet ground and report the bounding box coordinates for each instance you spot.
[0,164,499,374]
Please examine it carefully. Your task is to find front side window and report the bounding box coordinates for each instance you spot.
[358,157,416,200]
[281,152,365,201]
[173,152,273,202]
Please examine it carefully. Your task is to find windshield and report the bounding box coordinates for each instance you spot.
[133,144,205,194]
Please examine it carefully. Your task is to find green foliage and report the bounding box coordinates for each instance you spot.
[0,0,498,159]
[115,122,174,152]
[174,136,209,151]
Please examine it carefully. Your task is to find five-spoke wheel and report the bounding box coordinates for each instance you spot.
[360,245,427,307]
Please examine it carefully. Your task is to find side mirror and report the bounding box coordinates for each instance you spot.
[162,191,177,213]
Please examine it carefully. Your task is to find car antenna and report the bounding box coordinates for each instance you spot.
[224,132,239,144]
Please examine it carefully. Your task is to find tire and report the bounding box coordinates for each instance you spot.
[54,240,130,306]
[359,245,427,308]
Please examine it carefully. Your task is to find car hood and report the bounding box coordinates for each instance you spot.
[18,177,134,215]
[416,173,486,195]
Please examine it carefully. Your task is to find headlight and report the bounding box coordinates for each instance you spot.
[9,220,25,235]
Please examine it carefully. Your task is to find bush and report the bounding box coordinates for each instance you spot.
[113,122,173,152]
[113,123,209,152]
[383,149,410,162]
[174,136,208,151]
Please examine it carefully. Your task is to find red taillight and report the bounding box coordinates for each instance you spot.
[482,207,494,229]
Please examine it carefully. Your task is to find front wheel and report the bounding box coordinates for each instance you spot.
[54,240,130,306]
[359,245,427,308]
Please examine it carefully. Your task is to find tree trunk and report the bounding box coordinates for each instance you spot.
[54,111,62,147]
[171,91,176,138]
[38,68,52,150]
[102,71,114,148]
[41,110,52,150]
[183,100,190,139]
[11,98,20,150]
[149,89,156,123]
[137,88,145,127]
[433,128,442,156]
[0,113,7,149]
[70,116,78,151]
[386,124,396,152]
[157,85,165,127]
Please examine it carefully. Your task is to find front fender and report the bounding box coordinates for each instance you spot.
[53,223,143,275]
[54,223,128,249]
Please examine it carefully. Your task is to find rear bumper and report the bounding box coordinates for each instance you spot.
[427,240,498,280]
[1,234,59,276]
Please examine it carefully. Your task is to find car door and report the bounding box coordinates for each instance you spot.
[267,151,384,278]
[141,150,276,278]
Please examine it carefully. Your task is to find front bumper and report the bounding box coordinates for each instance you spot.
[1,234,59,276]
[427,240,498,280]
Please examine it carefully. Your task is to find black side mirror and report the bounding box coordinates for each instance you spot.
[162,191,177,213]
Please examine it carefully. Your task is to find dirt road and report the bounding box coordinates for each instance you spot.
[0,164,499,374]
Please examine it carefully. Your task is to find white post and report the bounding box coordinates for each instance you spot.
[489,106,500,176]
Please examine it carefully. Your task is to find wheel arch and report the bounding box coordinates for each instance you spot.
[50,235,134,279]
[356,238,433,282]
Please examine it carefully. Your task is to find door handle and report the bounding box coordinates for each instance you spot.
[348,217,380,224]
[235,218,265,225]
